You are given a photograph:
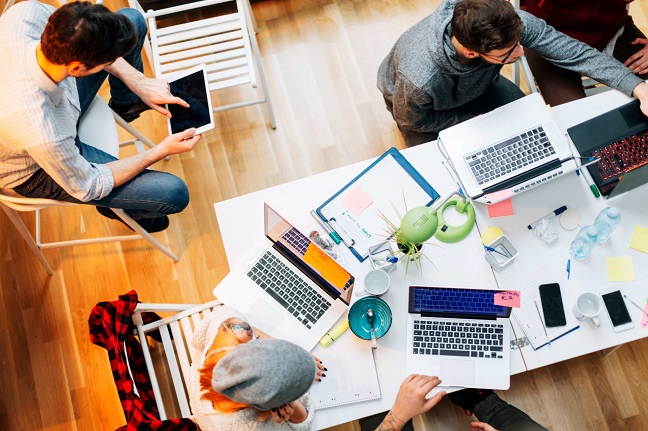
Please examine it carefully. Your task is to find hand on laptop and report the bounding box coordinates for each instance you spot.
[470,422,497,431]
[632,82,648,117]
[378,374,446,430]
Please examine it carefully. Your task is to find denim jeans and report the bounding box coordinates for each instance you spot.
[15,8,190,221]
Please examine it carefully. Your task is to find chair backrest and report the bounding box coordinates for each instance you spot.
[132,299,223,420]
[144,0,257,91]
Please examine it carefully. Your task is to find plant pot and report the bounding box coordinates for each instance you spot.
[397,242,424,261]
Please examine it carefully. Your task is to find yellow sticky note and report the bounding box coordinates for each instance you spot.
[629,225,648,254]
[606,256,635,282]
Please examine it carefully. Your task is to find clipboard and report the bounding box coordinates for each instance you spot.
[316,147,440,262]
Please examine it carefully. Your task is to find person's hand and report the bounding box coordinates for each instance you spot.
[632,82,648,117]
[625,38,648,75]
[159,128,201,156]
[132,76,189,118]
[270,403,295,423]
[311,354,327,381]
[390,375,446,424]
[471,422,498,431]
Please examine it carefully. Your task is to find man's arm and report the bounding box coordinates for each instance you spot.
[104,58,189,118]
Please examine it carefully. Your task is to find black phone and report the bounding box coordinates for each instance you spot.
[539,283,567,327]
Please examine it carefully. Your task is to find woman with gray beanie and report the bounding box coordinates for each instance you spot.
[187,305,323,430]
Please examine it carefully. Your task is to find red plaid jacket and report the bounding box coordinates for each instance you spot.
[89,290,197,431]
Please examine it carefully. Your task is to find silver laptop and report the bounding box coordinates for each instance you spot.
[213,204,355,351]
[405,286,512,390]
[438,93,576,204]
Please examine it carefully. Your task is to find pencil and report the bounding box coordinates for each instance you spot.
[534,300,550,344]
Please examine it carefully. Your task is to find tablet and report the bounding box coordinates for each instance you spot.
[166,64,215,135]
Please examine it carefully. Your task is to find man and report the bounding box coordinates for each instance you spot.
[0,1,201,233]
[377,0,648,147]
[525,0,648,106]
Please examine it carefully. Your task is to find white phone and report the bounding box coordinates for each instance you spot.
[599,286,634,332]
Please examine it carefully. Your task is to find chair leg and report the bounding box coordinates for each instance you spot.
[111,209,179,262]
[249,33,277,129]
[0,203,53,275]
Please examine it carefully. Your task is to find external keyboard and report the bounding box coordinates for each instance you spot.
[247,251,331,328]
[593,131,648,181]
[412,320,504,359]
[464,126,555,185]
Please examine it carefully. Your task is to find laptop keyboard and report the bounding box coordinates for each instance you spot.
[592,130,648,181]
[465,126,556,185]
[412,320,504,359]
[247,251,331,329]
[281,227,311,256]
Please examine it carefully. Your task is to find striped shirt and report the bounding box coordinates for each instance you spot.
[0,1,114,201]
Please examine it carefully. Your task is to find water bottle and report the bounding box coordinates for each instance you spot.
[594,207,621,244]
[569,225,599,260]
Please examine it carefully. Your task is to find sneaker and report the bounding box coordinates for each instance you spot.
[447,388,494,416]
[96,207,169,233]
[108,99,152,123]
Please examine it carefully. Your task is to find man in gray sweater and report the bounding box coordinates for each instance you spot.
[378,0,648,147]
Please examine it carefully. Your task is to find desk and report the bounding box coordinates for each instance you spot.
[214,144,526,430]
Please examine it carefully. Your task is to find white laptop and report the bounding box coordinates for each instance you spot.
[405,286,512,390]
[438,93,576,204]
[213,204,355,351]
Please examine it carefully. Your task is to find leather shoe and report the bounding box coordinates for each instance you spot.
[96,207,169,233]
[108,99,152,123]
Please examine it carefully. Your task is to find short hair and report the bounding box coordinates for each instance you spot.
[41,2,138,69]
[451,0,523,54]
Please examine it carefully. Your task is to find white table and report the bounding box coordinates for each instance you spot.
[214,144,527,430]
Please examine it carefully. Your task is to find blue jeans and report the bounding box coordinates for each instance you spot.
[15,9,190,221]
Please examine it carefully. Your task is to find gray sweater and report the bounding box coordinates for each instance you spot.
[377,0,642,134]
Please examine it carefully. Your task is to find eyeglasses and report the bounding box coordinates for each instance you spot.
[478,42,520,64]
[225,321,254,335]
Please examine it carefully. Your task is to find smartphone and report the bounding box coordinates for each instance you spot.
[600,287,634,332]
[539,283,567,327]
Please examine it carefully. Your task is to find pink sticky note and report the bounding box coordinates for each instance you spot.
[484,189,515,203]
[641,304,648,329]
[340,186,373,217]
[487,198,514,218]
[494,290,520,308]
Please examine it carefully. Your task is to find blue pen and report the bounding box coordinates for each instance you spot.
[484,245,508,257]
[566,259,571,280]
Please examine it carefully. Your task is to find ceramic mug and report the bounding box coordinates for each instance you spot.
[572,292,602,328]
[355,269,390,297]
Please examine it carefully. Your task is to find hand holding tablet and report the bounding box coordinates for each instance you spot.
[165,64,215,135]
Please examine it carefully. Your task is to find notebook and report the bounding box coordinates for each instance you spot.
[439,93,576,204]
[213,204,355,352]
[567,98,648,199]
[405,286,512,390]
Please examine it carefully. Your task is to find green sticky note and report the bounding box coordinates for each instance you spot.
[629,225,648,254]
[606,256,635,282]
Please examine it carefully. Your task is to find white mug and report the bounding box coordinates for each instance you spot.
[572,293,602,328]
[355,269,390,297]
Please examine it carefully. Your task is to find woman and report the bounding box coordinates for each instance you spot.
[188,306,324,430]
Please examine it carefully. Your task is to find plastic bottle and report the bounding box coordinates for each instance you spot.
[594,207,621,244]
[569,225,599,260]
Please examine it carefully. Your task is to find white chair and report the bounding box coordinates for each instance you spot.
[132,299,223,419]
[0,96,179,276]
[133,0,276,128]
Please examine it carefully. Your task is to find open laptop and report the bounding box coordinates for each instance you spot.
[439,93,576,204]
[213,204,355,351]
[405,286,512,390]
[567,98,648,199]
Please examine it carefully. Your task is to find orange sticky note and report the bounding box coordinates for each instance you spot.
[487,198,514,218]
[494,290,520,308]
[302,243,349,290]
[340,186,373,217]
[641,304,648,329]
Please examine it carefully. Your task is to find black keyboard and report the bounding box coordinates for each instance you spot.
[412,319,504,359]
[593,131,648,181]
[247,251,331,328]
[281,227,311,256]
[464,126,555,185]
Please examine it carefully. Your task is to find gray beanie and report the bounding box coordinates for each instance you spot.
[211,339,316,410]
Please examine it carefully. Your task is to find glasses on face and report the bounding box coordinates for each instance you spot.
[479,42,520,64]
[225,321,254,335]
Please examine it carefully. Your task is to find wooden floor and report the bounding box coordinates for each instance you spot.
[1,0,648,430]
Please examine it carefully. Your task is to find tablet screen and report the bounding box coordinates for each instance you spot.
[168,67,213,135]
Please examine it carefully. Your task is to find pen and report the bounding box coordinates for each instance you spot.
[527,205,568,230]
[534,300,551,344]
[484,245,509,257]
[623,295,648,317]
[576,160,601,198]
[310,210,342,244]
[566,259,571,280]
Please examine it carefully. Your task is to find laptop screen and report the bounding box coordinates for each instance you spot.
[264,204,354,303]
[409,286,511,319]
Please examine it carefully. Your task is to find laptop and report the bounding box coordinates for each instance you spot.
[438,93,576,204]
[213,204,355,351]
[567,98,648,199]
[405,286,512,390]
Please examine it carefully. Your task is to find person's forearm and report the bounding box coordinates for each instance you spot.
[288,401,308,424]
[104,58,145,93]
[374,411,407,431]
[105,144,168,187]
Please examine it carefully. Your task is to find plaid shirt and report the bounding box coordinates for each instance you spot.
[89,291,197,431]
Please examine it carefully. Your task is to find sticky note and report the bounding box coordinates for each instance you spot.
[606,256,635,282]
[487,198,514,218]
[340,186,373,217]
[494,290,520,308]
[641,304,648,329]
[629,225,648,254]
[484,189,515,202]
[303,243,349,289]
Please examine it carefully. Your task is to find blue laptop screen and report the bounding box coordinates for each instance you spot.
[409,286,511,318]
